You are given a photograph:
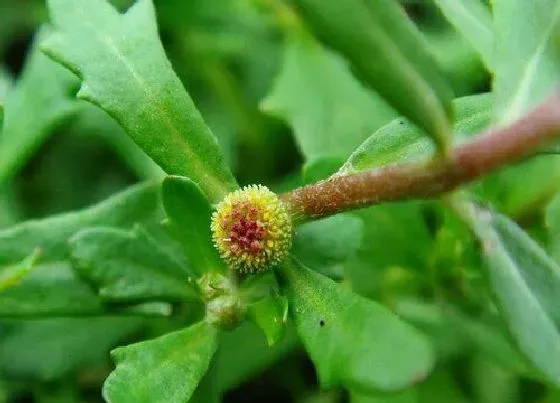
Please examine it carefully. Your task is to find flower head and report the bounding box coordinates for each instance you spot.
[211,185,292,274]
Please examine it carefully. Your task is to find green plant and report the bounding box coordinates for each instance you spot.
[1,0,560,402]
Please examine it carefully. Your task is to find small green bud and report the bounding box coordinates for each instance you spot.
[205,294,245,330]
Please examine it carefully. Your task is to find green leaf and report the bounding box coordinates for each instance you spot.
[292,213,363,279]
[262,30,397,162]
[338,93,492,175]
[350,389,417,403]
[455,199,560,386]
[103,321,218,403]
[493,0,560,123]
[162,175,227,277]
[0,249,40,291]
[0,29,79,184]
[0,317,142,381]
[0,262,103,317]
[290,0,455,151]
[0,182,161,265]
[247,295,288,346]
[278,258,434,393]
[0,67,12,126]
[69,226,198,303]
[42,0,237,202]
[432,0,494,69]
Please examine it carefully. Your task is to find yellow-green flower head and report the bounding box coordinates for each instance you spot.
[211,185,292,274]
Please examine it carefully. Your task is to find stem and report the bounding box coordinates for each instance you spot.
[281,91,560,222]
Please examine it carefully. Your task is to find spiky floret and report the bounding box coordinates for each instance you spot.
[211,185,292,274]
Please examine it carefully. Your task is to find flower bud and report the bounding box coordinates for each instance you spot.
[211,185,292,274]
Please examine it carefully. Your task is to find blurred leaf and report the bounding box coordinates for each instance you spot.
[292,213,363,279]
[262,30,396,162]
[0,30,79,184]
[0,317,142,381]
[103,321,218,403]
[470,354,519,403]
[456,199,560,386]
[290,0,455,151]
[162,176,227,277]
[0,182,161,265]
[42,0,237,202]
[247,295,288,346]
[0,262,102,317]
[338,93,492,175]
[278,258,434,393]
[214,322,299,393]
[302,157,344,184]
[350,389,417,403]
[417,369,469,403]
[0,67,12,126]
[493,0,560,123]
[69,225,198,303]
[432,0,494,69]
[0,249,40,291]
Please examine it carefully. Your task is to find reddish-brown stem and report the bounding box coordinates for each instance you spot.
[281,91,560,221]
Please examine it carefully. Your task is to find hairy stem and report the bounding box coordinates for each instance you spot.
[282,91,560,222]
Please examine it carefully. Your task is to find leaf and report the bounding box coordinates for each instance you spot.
[350,389,417,403]
[247,295,288,346]
[162,175,227,277]
[0,182,161,265]
[42,0,237,202]
[290,0,455,151]
[292,213,363,279]
[278,258,434,393]
[103,321,218,403]
[0,249,40,291]
[493,0,560,123]
[262,30,397,162]
[338,93,492,175]
[0,261,103,317]
[0,67,12,126]
[0,317,142,381]
[432,0,494,69]
[0,29,79,184]
[69,226,198,303]
[455,199,560,386]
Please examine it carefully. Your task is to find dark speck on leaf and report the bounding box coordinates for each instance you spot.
[319,319,325,327]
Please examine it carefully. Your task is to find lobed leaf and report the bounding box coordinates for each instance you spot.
[290,0,455,151]
[42,0,237,202]
[103,321,218,403]
[69,226,199,303]
[456,199,560,386]
[0,29,79,184]
[162,176,227,277]
[278,257,434,393]
[262,30,397,163]
[493,0,560,123]
[432,0,494,69]
[0,182,161,265]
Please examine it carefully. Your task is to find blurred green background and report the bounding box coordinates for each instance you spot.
[3,0,554,402]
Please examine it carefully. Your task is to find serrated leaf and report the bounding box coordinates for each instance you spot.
[292,213,363,279]
[290,0,454,151]
[262,31,397,162]
[493,0,560,123]
[339,93,492,175]
[456,199,560,386]
[0,317,142,381]
[0,29,79,184]
[103,321,218,403]
[247,295,288,346]
[162,175,227,277]
[278,258,434,393]
[42,0,237,202]
[69,226,198,303]
[0,182,161,265]
[432,0,494,69]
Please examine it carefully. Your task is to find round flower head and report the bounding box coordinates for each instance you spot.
[211,185,292,274]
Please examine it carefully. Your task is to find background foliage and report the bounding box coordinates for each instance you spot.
[1,0,560,402]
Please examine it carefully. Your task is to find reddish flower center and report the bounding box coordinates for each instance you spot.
[222,203,266,255]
